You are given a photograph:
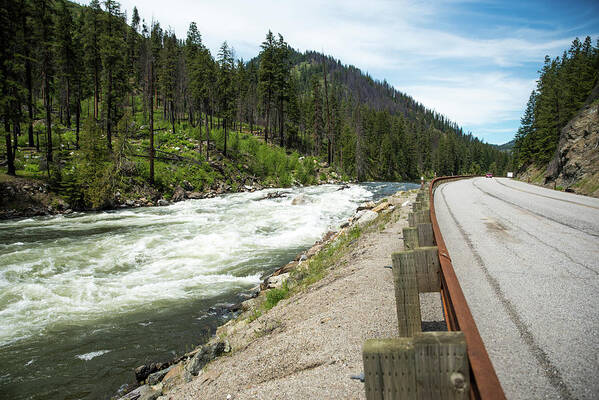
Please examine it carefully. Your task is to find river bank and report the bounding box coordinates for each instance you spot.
[0,182,417,400]
[116,186,444,400]
[0,163,348,220]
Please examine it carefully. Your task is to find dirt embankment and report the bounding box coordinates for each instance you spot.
[119,189,445,400]
[0,174,69,219]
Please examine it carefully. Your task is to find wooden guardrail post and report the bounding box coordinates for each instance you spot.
[402,227,418,250]
[414,246,441,293]
[413,200,422,212]
[417,223,435,247]
[363,332,470,400]
[391,251,422,336]
[362,338,415,399]
[409,209,431,227]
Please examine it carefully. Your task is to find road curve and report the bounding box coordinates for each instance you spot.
[434,177,599,400]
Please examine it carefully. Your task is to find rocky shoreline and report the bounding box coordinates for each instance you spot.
[114,190,411,400]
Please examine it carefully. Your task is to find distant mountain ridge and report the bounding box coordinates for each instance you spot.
[494,139,515,152]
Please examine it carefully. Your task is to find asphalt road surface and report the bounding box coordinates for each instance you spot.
[434,177,599,400]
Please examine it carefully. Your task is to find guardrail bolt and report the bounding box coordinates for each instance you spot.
[450,372,466,393]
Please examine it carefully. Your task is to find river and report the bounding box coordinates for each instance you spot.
[0,182,417,399]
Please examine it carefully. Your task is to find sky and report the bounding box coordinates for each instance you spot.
[79,0,598,144]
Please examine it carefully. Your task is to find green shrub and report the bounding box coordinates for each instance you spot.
[264,281,289,310]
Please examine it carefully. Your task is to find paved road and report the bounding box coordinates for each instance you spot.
[434,177,599,400]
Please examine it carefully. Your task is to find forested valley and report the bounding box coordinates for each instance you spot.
[1,0,511,212]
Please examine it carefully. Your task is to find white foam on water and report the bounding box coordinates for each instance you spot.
[75,350,111,361]
[0,183,409,346]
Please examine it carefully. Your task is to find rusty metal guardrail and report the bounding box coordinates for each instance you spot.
[430,176,506,399]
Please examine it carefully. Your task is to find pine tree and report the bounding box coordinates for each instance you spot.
[160,31,178,134]
[100,0,127,151]
[19,0,36,148]
[258,31,276,143]
[0,0,21,175]
[35,0,55,168]
[217,41,234,157]
[274,34,290,147]
[311,76,323,156]
[56,0,75,128]
[83,0,102,120]
[127,6,140,114]
[514,91,536,166]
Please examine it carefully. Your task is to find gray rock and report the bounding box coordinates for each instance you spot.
[357,201,375,211]
[171,186,186,202]
[157,199,169,207]
[356,210,378,227]
[187,192,203,199]
[147,366,172,385]
[118,384,159,400]
[265,273,289,289]
[185,342,226,376]
[291,194,307,205]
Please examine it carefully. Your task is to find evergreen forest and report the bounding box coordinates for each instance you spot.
[514,36,599,168]
[1,0,511,209]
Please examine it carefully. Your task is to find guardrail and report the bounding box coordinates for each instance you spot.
[360,176,505,399]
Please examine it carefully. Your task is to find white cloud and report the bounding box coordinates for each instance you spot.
[402,73,536,126]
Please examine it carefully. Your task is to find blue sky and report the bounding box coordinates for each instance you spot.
[80,0,598,144]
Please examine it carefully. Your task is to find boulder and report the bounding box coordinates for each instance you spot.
[161,363,189,393]
[185,342,226,376]
[241,297,260,312]
[209,302,241,313]
[186,192,203,199]
[357,201,375,211]
[118,384,160,400]
[356,210,378,227]
[304,243,323,259]
[147,366,172,386]
[372,201,390,213]
[265,272,289,289]
[291,194,307,205]
[157,199,169,207]
[272,261,298,275]
[171,186,186,202]
[134,364,155,383]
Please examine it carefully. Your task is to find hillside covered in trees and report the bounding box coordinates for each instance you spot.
[513,36,599,195]
[514,36,598,167]
[1,0,511,212]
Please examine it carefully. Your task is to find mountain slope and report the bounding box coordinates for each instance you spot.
[545,83,599,196]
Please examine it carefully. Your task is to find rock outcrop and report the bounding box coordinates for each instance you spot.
[544,83,599,197]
